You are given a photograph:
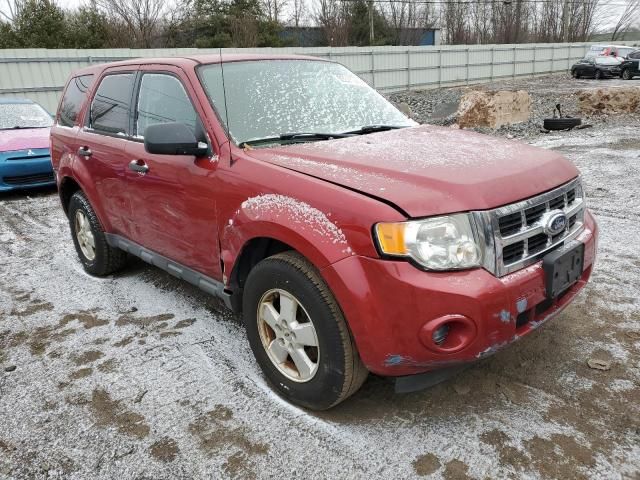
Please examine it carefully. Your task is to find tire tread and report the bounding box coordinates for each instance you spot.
[255,251,368,408]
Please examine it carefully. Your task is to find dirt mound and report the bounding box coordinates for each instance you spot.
[578,86,640,115]
[457,90,531,128]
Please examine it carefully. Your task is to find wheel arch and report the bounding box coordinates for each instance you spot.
[58,175,82,216]
[224,232,334,313]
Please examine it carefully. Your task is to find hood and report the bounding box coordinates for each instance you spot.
[246,125,579,217]
[0,127,50,153]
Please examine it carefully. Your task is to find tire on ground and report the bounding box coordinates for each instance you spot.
[242,251,368,410]
[68,191,127,276]
[543,117,582,131]
[622,68,633,80]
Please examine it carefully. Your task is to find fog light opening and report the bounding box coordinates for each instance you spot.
[432,324,450,345]
[419,314,477,354]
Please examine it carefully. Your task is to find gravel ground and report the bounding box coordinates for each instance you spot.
[388,73,640,139]
[1,75,640,479]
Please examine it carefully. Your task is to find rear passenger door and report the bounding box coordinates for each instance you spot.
[124,67,221,278]
[75,67,138,235]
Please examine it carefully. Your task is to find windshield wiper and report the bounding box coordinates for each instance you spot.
[0,126,49,130]
[342,125,408,135]
[239,132,351,148]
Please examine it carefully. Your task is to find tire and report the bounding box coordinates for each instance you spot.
[622,68,632,80]
[243,251,368,410]
[543,117,582,131]
[68,191,127,276]
[594,70,603,80]
[571,69,579,79]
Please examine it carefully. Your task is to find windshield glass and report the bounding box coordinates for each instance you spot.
[198,60,414,144]
[0,102,52,130]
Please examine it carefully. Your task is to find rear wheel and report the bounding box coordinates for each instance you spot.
[68,191,127,276]
[594,70,603,80]
[571,69,579,79]
[622,68,633,80]
[243,251,368,410]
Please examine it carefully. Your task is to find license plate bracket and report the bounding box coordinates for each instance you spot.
[542,241,585,299]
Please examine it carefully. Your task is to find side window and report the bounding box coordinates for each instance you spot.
[136,74,197,137]
[59,74,94,127]
[630,52,640,59]
[90,73,135,135]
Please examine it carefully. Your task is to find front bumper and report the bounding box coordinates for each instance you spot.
[0,148,55,192]
[322,209,598,377]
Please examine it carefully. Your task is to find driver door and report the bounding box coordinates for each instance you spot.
[124,67,221,279]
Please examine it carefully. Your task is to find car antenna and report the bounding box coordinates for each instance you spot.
[219,47,233,151]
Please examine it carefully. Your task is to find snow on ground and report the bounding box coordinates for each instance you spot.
[1,83,639,479]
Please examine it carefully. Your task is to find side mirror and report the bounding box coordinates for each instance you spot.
[144,122,208,156]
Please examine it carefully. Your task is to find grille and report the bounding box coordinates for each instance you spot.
[3,172,54,185]
[7,154,50,161]
[476,178,586,276]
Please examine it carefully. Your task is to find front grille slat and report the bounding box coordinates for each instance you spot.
[527,233,549,255]
[7,155,50,161]
[524,203,546,225]
[503,241,525,264]
[488,178,586,277]
[498,212,523,236]
[3,173,54,185]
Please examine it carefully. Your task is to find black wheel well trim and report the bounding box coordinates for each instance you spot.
[59,176,82,216]
[227,237,296,313]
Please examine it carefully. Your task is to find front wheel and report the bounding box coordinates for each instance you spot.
[622,68,632,80]
[571,69,579,79]
[243,251,368,410]
[68,191,127,276]
[594,70,603,80]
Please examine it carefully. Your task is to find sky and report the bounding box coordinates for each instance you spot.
[1,0,636,35]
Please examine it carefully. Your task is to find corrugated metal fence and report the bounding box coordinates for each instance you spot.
[1,42,638,113]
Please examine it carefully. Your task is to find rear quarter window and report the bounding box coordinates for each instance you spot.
[90,73,135,135]
[58,74,94,127]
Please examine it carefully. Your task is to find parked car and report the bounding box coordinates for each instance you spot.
[585,44,637,60]
[50,55,598,410]
[618,49,640,80]
[571,56,621,79]
[0,98,55,191]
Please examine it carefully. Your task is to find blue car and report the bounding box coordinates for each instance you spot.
[0,98,55,192]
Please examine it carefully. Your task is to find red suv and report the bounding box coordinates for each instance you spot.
[50,55,598,410]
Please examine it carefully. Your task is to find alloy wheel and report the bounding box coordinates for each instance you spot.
[257,288,320,382]
[75,210,96,261]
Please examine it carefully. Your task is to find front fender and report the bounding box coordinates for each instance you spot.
[221,193,354,281]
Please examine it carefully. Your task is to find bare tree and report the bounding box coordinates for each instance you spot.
[263,0,288,22]
[610,0,640,40]
[315,0,349,45]
[1,0,24,21]
[96,0,168,47]
[381,0,434,45]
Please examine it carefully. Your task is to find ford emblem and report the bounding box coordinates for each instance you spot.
[544,211,568,236]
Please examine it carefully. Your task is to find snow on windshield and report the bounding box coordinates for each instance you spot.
[198,60,413,144]
[0,103,52,130]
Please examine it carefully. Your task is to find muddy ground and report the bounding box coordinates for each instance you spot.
[1,78,640,479]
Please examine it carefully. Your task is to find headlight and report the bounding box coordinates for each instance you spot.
[375,213,483,270]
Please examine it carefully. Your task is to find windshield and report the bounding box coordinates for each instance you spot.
[198,60,414,145]
[596,57,620,65]
[0,102,52,130]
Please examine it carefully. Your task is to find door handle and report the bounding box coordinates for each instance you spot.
[77,146,92,158]
[129,159,149,174]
